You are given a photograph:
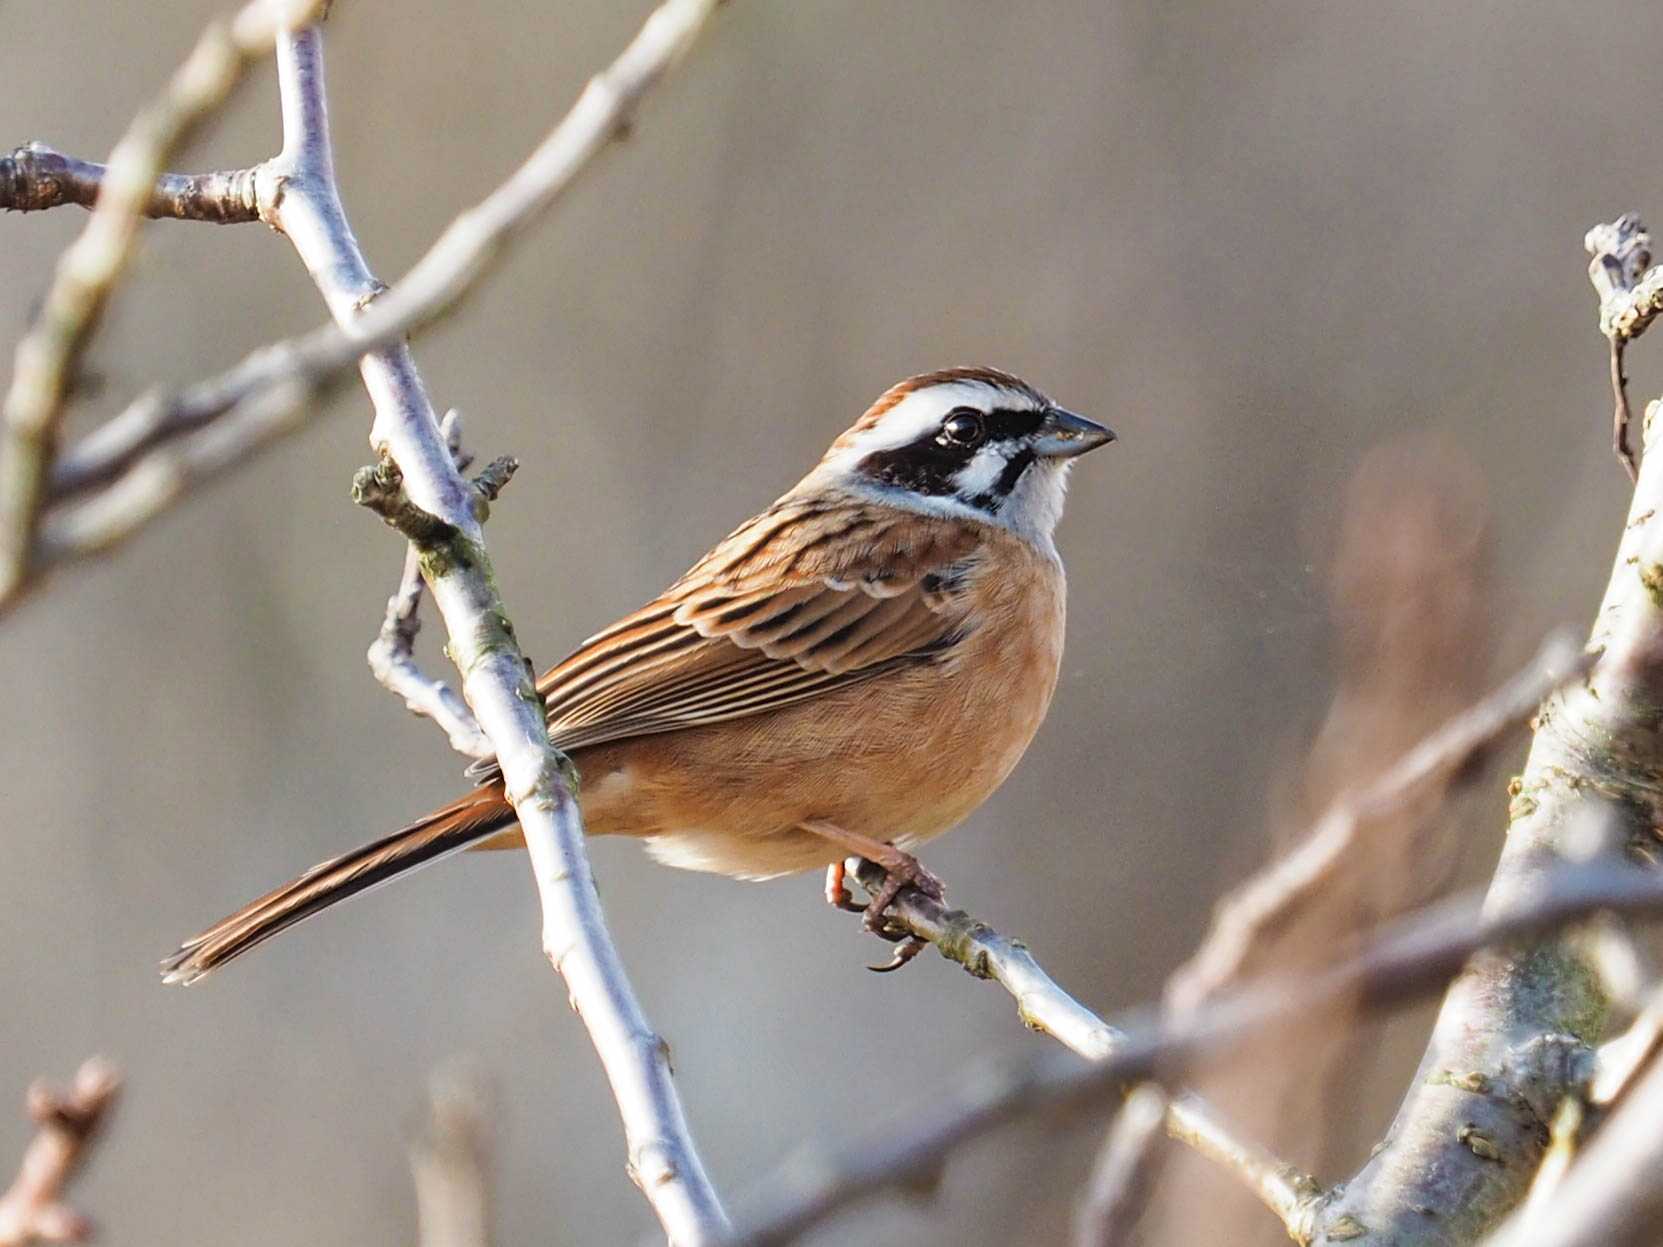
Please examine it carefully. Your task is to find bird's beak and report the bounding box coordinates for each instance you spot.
[1033,407,1115,459]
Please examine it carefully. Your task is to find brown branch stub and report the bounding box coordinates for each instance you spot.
[351,458,458,547]
[0,143,261,223]
[0,1061,121,1247]
[471,456,518,507]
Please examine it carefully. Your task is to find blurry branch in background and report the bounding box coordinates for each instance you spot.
[0,0,324,611]
[728,848,1663,1245]
[0,0,728,619]
[1072,1085,1169,1247]
[1151,435,1499,1246]
[411,1066,493,1247]
[818,636,1583,1244]
[1166,631,1581,1016]
[366,409,494,761]
[843,857,1318,1232]
[1298,214,1663,1246]
[0,1061,121,1247]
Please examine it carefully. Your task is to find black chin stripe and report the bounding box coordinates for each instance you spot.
[966,447,1036,513]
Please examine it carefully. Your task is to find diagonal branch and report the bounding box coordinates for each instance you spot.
[254,15,729,1244]
[727,848,1663,1246]
[843,858,1318,1236]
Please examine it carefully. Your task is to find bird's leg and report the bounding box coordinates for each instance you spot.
[801,820,946,933]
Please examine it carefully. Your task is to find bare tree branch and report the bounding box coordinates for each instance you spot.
[728,847,1663,1245]
[1482,1043,1663,1247]
[1166,630,1588,1015]
[15,0,728,611]
[844,857,1318,1234]
[0,0,325,611]
[1302,215,1663,1245]
[0,1061,121,1247]
[0,143,260,222]
[253,16,730,1244]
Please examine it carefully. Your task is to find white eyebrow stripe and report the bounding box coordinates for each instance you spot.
[820,380,1044,471]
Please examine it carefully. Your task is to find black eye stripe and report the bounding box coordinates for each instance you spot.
[979,408,1046,441]
[854,408,1046,509]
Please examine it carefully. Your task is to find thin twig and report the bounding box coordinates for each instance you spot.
[729,847,1661,1245]
[1611,338,1637,482]
[0,143,260,222]
[844,857,1318,1235]
[1073,1085,1169,1247]
[366,411,493,760]
[29,0,726,586]
[259,17,729,1244]
[0,1061,121,1247]
[1166,630,1588,1015]
[0,0,324,610]
[1588,214,1654,479]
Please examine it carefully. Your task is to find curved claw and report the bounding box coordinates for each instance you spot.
[866,935,928,973]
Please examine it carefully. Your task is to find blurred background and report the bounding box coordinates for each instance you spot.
[1,2,1658,1242]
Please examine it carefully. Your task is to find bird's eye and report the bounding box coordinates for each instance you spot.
[939,409,985,447]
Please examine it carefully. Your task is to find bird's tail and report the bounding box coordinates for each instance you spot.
[161,785,515,985]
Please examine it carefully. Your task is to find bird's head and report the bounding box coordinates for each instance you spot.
[812,367,1113,547]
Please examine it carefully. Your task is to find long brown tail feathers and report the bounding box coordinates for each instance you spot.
[160,787,513,986]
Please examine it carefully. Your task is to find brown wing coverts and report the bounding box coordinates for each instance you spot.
[531,497,983,751]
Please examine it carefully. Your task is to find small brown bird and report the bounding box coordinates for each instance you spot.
[163,367,1112,983]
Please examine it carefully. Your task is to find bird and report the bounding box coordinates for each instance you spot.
[162,366,1113,984]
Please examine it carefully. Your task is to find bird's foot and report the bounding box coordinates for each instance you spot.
[839,849,943,974]
[854,847,946,933]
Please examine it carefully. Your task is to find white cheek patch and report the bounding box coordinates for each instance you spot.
[950,444,1012,499]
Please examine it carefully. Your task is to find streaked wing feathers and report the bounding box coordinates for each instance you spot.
[532,499,982,753]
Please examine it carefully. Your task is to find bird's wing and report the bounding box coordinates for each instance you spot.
[465,498,983,777]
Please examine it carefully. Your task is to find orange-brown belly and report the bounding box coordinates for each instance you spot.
[483,542,1066,880]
